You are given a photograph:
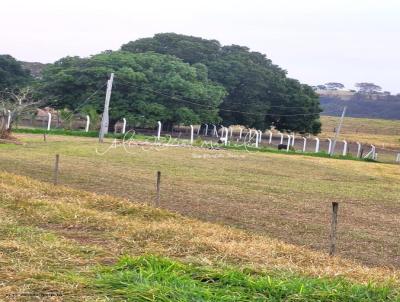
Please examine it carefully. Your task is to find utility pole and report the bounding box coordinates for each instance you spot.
[99,73,114,143]
[330,106,346,156]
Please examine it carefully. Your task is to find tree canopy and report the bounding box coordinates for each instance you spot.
[355,82,382,94]
[325,82,345,90]
[0,55,32,90]
[122,33,321,134]
[38,51,226,128]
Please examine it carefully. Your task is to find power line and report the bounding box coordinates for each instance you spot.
[115,78,321,117]
[60,82,107,120]
[217,98,320,109]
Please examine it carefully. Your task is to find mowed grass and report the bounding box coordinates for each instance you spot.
[320,116,400,149]
[0,172,399,301]
[0,133,400,270]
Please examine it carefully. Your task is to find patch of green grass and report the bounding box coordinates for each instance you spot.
[94,255,397,302]
[226,144,377,162]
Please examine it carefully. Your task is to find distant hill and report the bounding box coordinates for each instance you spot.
[20,61,48,78]
[319,92,400,120]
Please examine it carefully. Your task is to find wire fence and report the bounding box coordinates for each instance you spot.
[13,113,400,164]
[0,131,400,269]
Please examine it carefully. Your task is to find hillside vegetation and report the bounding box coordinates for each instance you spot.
[320,116,400,149]
[320,95,400,120]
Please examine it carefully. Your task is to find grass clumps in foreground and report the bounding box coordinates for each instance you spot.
[95,255,397,302]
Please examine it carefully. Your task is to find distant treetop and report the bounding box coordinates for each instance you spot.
[355,82,382,94]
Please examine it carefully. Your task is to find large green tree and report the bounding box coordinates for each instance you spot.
[122,33,321,134]
[0,55,32,90]
[39,51,226,129]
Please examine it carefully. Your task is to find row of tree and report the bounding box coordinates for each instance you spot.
[1,33,322,134]
[315,82,393,96]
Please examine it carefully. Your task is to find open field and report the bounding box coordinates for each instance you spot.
[0,133,400,271]
[1,172,399,301]
[320,116,400,150]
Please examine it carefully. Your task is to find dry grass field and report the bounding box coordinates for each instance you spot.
[320,116,400,150]
[0,134,399,271]
[1,172,399,301]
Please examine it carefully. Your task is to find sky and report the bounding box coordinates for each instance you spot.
[1,0,399,93]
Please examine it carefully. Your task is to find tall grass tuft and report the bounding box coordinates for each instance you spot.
[94,255,397,301]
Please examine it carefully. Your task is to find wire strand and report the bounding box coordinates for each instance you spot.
[115,78,321,117]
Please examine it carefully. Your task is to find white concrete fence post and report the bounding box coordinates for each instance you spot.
[204,124,209,136]
[258,130,262,144]
[363,144,376,159]
[255,130,259,148]
[212,124,218,137]
[239,127,243,140]
[342,140,347,156]
[190,125,194,145]
[122,118,127,134]
[47,112,52,131]
[395,153,400,163]
[85,115,90,132]
[229,127,233,138]
[286,134,292,152]
[291,134,295,146]
[302,137,307,152]
[356,142,362,158]
[157,121,162,141]
[279,132,283,144]
[268,130,272,144]
[220,127,228,146]
[327,138,332,154]
[197,125,201,136]
[6,110,11,129]
[286,134,291,152]
[315,137,320,153]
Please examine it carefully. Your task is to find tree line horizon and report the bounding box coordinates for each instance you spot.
[2,33,325,134]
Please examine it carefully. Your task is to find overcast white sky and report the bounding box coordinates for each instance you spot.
[1,0,399,93]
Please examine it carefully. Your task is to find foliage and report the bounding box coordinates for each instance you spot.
[0,88,40,138]
[95,255,397,302]
[320,94,400,119]
[355,82,382,94]
[0,55,32,90]
[325,82,345,90]
[122,33,321,134]
[38,51,226,129]
[80,104,100,130]
[59,108,73,130]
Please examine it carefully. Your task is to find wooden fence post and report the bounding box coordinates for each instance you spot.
[53,154,60,185]
[329,202,339,256]
[156,171,161,206]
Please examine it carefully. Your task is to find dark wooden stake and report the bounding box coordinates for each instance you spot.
[329,202,339,256]
[43,133,47,142]
[156,171,161,206]
[53,154,60,185]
